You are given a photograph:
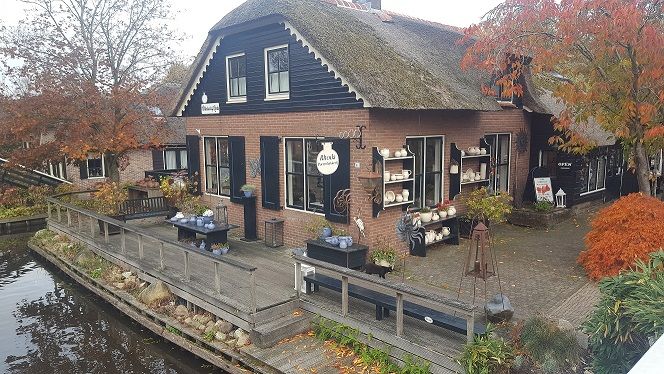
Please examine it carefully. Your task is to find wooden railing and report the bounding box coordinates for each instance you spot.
[294,255,478,342]
[46,191,258,314]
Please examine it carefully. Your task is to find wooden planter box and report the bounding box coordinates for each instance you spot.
[508,208,573,229]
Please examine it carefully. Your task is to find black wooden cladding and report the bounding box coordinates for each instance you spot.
[324,138,350,224]
[260,136,281,210]
[182,23,363,116]
[186,135,202,195]
[152,149,164,171]
[229,136,246,203]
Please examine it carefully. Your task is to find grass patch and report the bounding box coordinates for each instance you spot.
[518,316,580,373]
[165,325,182,336]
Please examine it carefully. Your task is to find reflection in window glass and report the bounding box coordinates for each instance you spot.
[406,136,443,208]
[267,47,289,95]
[285,138,325,213]
[204,137,230,196]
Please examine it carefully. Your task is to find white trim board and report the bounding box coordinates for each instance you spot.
[176,35,223,116]
[283,21,371,107]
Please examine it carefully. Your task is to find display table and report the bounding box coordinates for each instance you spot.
[305,239,367,270]
[167,220,238,250]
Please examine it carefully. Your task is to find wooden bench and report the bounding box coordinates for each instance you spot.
[304,273,485,336]
[119,197,171,221]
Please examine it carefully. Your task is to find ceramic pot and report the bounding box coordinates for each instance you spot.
[384,171,390,180]
[377,259,392,268]
[475,172,482,180]
[394,150,403,157]
[385,191,396,203]
[460,150,465,157]
[450,165,459,174]
[436,234,443,241]
[380,148,390,157]
[400,148,407,156]
[188,217,197,225]
[196,218,204,227]
[447,206,456,216]
[325,236,340,246]
[480,148,487,155]
[207,223,216,230]
[401,189,410,200]
[395,194,403,202]
[339,239,348,249]
[420,211,433,223]
[402,170,412,179]
[220,247,229,255]
[243,190,253,197]
[432,213,440,221]
[212,248,222,255]
[442,227,451,236]
[439,210,448,218]
[339,236,353,247]
[321,227,332,239]
[203,216,213,224]
[390,175,397,181]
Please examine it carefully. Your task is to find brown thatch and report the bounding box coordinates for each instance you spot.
[173,0,502,114]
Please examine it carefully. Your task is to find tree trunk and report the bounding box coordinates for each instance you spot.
[106,154,121,183]
[633,141,652,195]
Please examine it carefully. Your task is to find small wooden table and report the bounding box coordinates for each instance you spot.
[167,220,238,250]
[306,239,368,270]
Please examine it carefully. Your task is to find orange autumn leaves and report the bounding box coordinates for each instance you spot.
[579,193,664,280]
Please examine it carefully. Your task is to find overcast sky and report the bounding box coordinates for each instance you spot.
[0,0,502,60]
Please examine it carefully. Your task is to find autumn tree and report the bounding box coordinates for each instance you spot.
[0,0,182,181]
[462,0,664,195]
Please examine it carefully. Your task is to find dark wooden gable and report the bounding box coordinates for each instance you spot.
[182,23,363,116]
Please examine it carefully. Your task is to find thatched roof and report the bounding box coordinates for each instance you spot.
[173,0,503,114]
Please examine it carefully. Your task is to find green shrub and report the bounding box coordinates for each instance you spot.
[519,316,580,373]
[533,199,554,213]
[582,250,664,374]
[458,325,514,374]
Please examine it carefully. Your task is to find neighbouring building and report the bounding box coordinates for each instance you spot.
[172,0,629,248]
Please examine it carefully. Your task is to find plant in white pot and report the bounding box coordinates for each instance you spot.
[370,244,397,268]
[419,207,433,223]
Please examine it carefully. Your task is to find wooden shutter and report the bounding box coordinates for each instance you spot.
[186,135,201,195]
[152,149,164,170]
[79,162,88,180]
[260,136,281,210]
[229,136,246,203]
[324,138,350,224]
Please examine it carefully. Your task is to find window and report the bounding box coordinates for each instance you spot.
[265,45,289,100]
[580,155,607,195]
[87,154,105,178]
[226,53,246,103]
[406,136,444,208]
[485,134,511,193]
[48,159,67,180]
[538,150,557,178]
[204,137,231,196]
[285,138,324,213]
[164,148,188,170]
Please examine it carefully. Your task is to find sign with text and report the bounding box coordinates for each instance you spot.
[316,142,339,175]
[201,103,220,115]
[534,177,554,203]
[557,161,572,170]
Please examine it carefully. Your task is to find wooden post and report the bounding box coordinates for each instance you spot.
[183,251,190,281]
[47,202,52,218]
[250,270,257,313]
[214,262,221,294]
[138,234,143,259]
[90,216,95,238]
[159,242,164,270]
[121,228,126,255]
[396,292,404,337]
[57,205,62,222]
[466,310,475,343]
[66,209,71,227]
[77,212,82,232]
[342,276,349,317]
[295,261,302,298]
[103,222,109,243]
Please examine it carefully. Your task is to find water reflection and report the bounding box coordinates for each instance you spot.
[0,235,222,374]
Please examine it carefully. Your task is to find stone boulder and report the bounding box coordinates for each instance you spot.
[485,294,514,323]
[216,320,233,334]
[174,305,189,317]
[74,249,97,268]
[137,281,172,305]
[234,329,251,347]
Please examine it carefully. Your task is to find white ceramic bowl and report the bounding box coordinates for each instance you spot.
[385,191,396,203]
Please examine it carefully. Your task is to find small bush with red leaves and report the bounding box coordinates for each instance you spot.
[578,193,664,280]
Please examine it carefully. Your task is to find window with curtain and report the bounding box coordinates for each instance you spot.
[485,134,511,194]
[582,155,607,194]
[285,138,324,212]
[226,54,246,101]
[204,137,230,196]
[164,148,188,170]
[406,136,444,208]
[87,154,104,178]
[265,45,289,98]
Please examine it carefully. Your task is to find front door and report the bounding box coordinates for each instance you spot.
[485,134,511,194]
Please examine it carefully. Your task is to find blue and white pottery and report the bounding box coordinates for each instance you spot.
[207,223,216,230]
[339,236,353,247]
[196,218,204,227]
[325,236,339,246]
[320,227,332,239]
[202,216,213,224]
[220,247,229,255]
[339,239,348,249]
[179,218,188,224]
[170,217,178,222]
[212,248,222,256]
[243,191,252,197]
[188,217,197,225]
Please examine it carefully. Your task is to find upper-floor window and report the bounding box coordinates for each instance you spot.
[226,53,247,103]
[164,148,188,170]
[87,154,105,178]
[265,45,289,100]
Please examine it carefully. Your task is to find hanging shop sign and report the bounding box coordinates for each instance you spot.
[534,177,554,203]
[201,103,220,115]
[317,142,339,175]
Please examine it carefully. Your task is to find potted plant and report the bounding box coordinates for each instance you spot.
[240,184,256,197]
[160,172,198,217]
[370,241,397,268]
[211,242,229,255]
[462,187,513,231]
[305,216,334,240]
[92,182,128,235]
[419,207,433,223]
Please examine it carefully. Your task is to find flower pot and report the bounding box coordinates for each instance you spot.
[212,248,222,256]
[320,227,332,239]
[376,259,393,268]
[243,190,253,197]
[220,247,229,255]
[339,239,347,249]
[202,216,213,224]
[196,219,204,227]
[420,211,433,223]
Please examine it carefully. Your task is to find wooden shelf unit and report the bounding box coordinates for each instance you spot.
[372,146,416,218]
[409,215,460,257]
[449,139,493,199]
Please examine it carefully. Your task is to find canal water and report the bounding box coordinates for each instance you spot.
[0,234,224,374]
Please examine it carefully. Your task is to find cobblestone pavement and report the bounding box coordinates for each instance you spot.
[389,204,604,326]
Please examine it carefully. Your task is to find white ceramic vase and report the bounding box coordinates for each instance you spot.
[420,212,433,223]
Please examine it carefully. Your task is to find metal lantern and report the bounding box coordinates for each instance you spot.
[215,203,228,225]
[555,188,567,208]
[464,223,496,281]
[265,218,285,248]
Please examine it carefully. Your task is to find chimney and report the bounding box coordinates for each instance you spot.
[353,0,381,10]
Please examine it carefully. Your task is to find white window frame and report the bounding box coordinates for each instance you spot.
[264,44,290,101]
[163,147,188,170]
[406,135,446,208]
[283,137,324,216]
[580,155,607,196]
[86,154,106,179]
[485,133,512,194]
[48,158,67,180]
[202,136,231,199]
[225,52,247,104]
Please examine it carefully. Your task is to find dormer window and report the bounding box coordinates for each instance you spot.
[226,53,247,103]
[264,45,290,100]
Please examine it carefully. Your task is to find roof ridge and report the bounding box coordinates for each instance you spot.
[383,10,466,35]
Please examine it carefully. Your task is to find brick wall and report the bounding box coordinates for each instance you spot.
[65,149,154,189]
[186,107,532,253]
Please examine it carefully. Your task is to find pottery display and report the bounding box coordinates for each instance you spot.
[442,227,451,236]
[420,211,433,223]
[450,165,459,174]
[432,213,440,221]
[401,189,410,200]
[384,171,390,180]
[325,236,340,246]
[480,163,488,179]
[402,169,412,179]
[467,146,480,155]
[475,172,482,180]
[439,210,448,218]
[385,191,396,203]
[447,206,456,216]
[379,148,390,157]
[395,194,403,202]
[394,150,403,157]
[480,148,487,155]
